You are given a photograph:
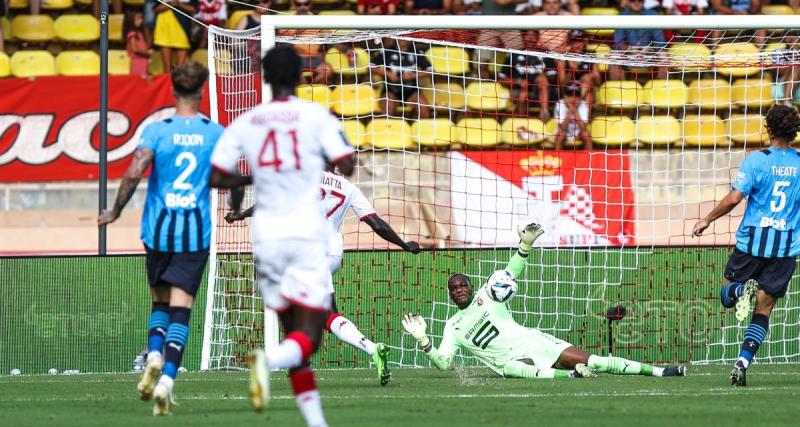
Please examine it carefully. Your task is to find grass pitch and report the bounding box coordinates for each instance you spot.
[1,365,798,427]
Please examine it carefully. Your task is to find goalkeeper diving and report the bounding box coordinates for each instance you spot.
[402,223,686,379]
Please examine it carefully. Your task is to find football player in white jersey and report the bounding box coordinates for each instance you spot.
[227,166,421,386]
[209,45,355,427]
[403,223,686,381]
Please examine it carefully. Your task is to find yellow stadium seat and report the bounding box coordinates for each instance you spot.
[453,118,501,147]
[325,47,370,76]
[148,50,164,75]
[8,0,28,8]
[425,46,470,75]
[0,52,10,78]
[342,120,367,148]
[330,84,379,117]
[683,114,728,147]
[732,77,774,108]
[580,8,618,38]
[763,43,788,65]
[544,119,558,141]
[56,51,101,76]
[367,119,414,150]
[715,43,761,77]
[500,118,545,145]
[109,14,124,43]
[729,114,768,145]
[585,44,610,72]
[227,10,251,30]
[1,17,13,42]
[688,79,732,109]
[319,10,357,15]
[42,0,74,9]
[411,119,454,147]
[123,0,145,5]
[296,84,331,107]
[190,49,209,68]
[465,81,511,111]
[635,116,681,146]
[11,15,56,43]
[10,51,56,78]
[642,80,688,108]
[590,116,635,146]
[108,50,130,75]
[668,43,711,71]
[420,82,466,110]
[762,5,794,14]
[55,14,100,43]
[596,81,643,109]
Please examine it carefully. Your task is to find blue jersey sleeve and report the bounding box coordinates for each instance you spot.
[138,123,159,151]
[733,154,760,196]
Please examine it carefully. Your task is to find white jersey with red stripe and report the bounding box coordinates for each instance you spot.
[211,96,354,242]
[321,171,376,271]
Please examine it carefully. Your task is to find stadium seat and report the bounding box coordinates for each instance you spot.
[8,0,28,8]
[544,118,558,141]
[596,81,643,109]
[123,0,145,5]
[325,47,370,76]
[1,17,13,42]
[149,50,164,75]
[683,114,728,147]
[55,15,100,43]
[108,50,131,75]
[642,80,688,108]
[56,51,101,76]
[453,118,501,147]
[465,81,511,111]
[715,43,761,77]
[763,43,788,66]
[367,118,414,150]
[342,120,367,148]
[190,49,209,68]
[635,116,680,146]
[227,11,250,29]
[11,15,56,43]
[420,82,466,110]
[688,79,732,109]
[109,14,124,43]
[425,46,470,75]
[762,5,794,14]
[667,43,711,71]
[10,51,56,78]
[590,116,635,146]
[585,44,610,72]
[296,84,331,107]
[411,119,454,147]
[732,77,775,108]
[0,52,10,78]
[319,10,357,15]
[580,8,618,38]
[728,114,768,144]
[500,118,545,145]
[330,84,379,116]
[42,0,74,9]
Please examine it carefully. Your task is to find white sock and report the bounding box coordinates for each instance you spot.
[652,367,664,377]
[296,390,328,427]
[147,351,162,363]
[737,357,751,369]
[157,375,174,391]
[268,339,303,370]
[329,314,376,355]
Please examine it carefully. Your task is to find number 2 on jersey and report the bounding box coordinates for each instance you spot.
[173,152,197,190]
[259,129,301,171]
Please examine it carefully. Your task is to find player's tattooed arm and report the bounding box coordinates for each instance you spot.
[364,215,420,253]
[692,189,745,237]
[98,148,154,226]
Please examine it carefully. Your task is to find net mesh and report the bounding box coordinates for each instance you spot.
[203,24,800,371]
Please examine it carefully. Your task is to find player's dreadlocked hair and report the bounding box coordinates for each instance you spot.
[262,45,302,90]
[171,61,208,100]
[765,105,800,143]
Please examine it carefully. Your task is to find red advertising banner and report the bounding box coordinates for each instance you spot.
[451,150,636,246]
[0,75,213,183]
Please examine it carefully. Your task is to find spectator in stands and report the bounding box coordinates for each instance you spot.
[618,0,661,10]
[535,0,573,54]
[153,0,198,73]
[710,0,766,48]
[235,0,273,30]
[661,0,708,42]
[499,30,552,120]
[558,31,601,106]
[370,38,433,118]
[405,0,453,14]
[554,80,592,150]
[282,0,333,83]
[92,0,123,17]
[515,0,579,14]
[125,10,152,77]
[611,0,667,79]
[195,0,227,48]
[454,0,485,13]
[358,0,400,14]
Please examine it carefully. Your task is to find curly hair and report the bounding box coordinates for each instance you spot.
[765,105,800,143]
[171,61,208,100]
[261,45,302,90]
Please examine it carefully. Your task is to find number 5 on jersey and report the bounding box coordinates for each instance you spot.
[259,129,301,171]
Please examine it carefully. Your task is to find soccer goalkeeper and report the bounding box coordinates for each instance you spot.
[402,223,686,379]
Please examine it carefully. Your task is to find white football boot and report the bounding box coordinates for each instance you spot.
[137,353,163,401]
[248,349,270,412]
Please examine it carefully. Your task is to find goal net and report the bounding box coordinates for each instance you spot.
[201,15,800,371]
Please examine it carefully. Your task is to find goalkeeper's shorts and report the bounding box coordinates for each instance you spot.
[254,239,331,312]
[507,328,573,370]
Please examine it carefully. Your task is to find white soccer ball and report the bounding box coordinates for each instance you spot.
[48,368,58,375]
[486,270,517,302]
[10,369,21,376]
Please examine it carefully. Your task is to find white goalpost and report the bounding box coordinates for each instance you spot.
[201,15,800,371]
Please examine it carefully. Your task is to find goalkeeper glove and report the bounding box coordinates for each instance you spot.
[401,314,430,349]
[517,222,544,255]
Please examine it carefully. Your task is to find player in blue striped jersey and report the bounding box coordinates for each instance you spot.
[693,105,800,386]
[98,62,224,414]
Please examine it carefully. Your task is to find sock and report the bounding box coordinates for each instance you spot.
[502,360,570,379]
[163,307,191,379]
[147,302,170,356]
[290,368,328,427]
[588,355,656,376]
[326,313,377,356]
[720,282,745,308]
[268,331,313,370]
[737,313,769,369]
